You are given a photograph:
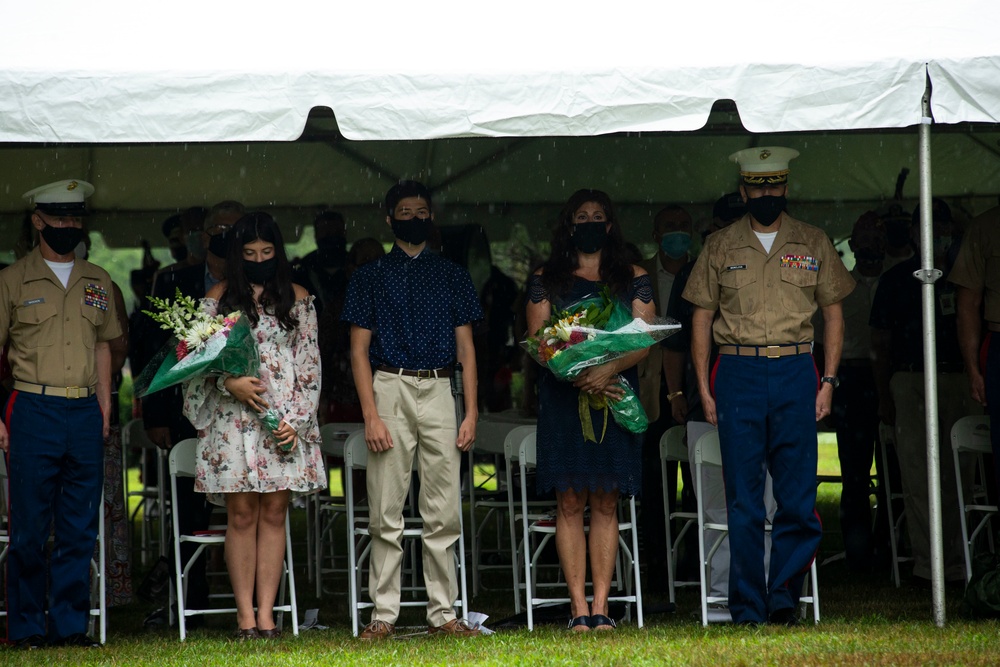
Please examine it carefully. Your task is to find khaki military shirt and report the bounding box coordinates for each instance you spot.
[0,248,122,388]
[682,214,854,346]
[948,206,1000,324]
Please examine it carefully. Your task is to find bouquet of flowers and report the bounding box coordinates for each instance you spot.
[133,288,282,433]
[522,286,680,442]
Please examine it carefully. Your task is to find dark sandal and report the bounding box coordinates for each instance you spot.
[258,627,281,639]
[234,627,259,641]
[568,615,591,631]
[589,614,617,630]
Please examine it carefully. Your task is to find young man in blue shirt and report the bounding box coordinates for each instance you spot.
[342,180,482,639]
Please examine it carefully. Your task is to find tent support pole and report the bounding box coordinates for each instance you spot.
[917,74,946,627]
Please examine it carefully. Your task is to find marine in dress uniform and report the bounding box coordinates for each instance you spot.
[0,180,121,648]
[682,148,854,625]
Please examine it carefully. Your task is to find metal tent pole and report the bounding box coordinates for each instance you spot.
[917,73,946,627]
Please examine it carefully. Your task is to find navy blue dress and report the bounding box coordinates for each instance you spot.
[529,274,652,496]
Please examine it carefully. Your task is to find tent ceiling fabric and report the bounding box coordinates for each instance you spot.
[1,1,999,143]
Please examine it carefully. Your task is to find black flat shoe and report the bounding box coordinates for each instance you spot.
[233,627,260,641]
[258,627,281,639]
[567,615,591,631]
[767,607,799,627]
[589,614,617,630]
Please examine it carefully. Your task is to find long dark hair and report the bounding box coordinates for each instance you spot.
[218,212,299,330]
[540,189,634,300]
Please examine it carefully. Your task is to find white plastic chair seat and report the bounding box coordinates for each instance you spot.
[951,415,996,582]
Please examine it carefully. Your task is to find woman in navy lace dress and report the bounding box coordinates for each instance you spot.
[526,189,654,631]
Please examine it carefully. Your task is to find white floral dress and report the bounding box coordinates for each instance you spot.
[183,296,326,496]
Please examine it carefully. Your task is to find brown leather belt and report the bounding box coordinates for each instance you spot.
[717,343,813,359]
[376,365,453,379]
[13,380,96,399]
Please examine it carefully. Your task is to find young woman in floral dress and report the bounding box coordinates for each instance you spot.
[184,212,325,639]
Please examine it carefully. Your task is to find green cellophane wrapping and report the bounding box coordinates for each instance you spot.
[522,293,680,437]
[133,317,282,432]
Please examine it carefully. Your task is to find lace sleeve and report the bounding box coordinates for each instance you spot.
[630,274,654,304]
[527,274,549,304]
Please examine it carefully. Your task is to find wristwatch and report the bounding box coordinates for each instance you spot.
[820,376,840,389]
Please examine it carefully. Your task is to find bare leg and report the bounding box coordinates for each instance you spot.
[587,489,620,629]
[255,491,290,631]
[226,493,261,631]
[556,488,590,629]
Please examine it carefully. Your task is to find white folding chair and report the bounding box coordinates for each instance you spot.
[692,427,819,626]
[517,430,643,630]
[122,418,167,566]
[0,454,106,643]
[344,430,469,636]
[951,415,996,582]
[504,425,556,614]
[169,438,298,641]
[313,422,365,596]
[660,425,698,604]
[877,422,910,587]
[469,417,532,595]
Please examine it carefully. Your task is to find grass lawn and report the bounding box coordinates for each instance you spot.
[9,436,1000,666]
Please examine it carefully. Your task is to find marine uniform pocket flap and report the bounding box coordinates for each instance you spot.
[17,301,58,325]
[718,265,756,290]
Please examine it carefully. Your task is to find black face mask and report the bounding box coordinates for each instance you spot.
[745,195,786,227]
[391,217,430,246]
[208,230,229,258]
[571,221,608,254]
[41,223,86,256]
[885,220,911,247]
[243,257,278,285]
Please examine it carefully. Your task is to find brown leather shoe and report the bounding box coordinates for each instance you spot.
[428,618,481,637]
[359,620,395,640]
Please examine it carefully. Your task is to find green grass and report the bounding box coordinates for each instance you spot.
[16,439,1000,666]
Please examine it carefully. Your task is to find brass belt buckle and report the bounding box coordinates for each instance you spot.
[416,369,433,379]
[765,346,780,359]
[66,386,82,399]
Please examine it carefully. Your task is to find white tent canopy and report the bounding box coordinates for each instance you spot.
[2,1,999,142]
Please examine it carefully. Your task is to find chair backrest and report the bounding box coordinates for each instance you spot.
[319,422,365,457]
[343,430,369,471]
[951,415,990,454]
[477,419,527,456]
[504,425,536,463]
[660,425,687,462]
[692,428,722,468]
[517,430,538,469]
[169,438,200,478]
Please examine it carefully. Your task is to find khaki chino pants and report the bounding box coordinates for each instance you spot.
[366,371,462,626]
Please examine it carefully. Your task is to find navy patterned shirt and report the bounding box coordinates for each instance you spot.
[341,245,484,369]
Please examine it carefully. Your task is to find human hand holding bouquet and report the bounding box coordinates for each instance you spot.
[134,288,284,440]
[522,286,680,442]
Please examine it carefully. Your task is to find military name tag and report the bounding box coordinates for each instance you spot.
[726,264,747,271]
[23,297,45,306]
